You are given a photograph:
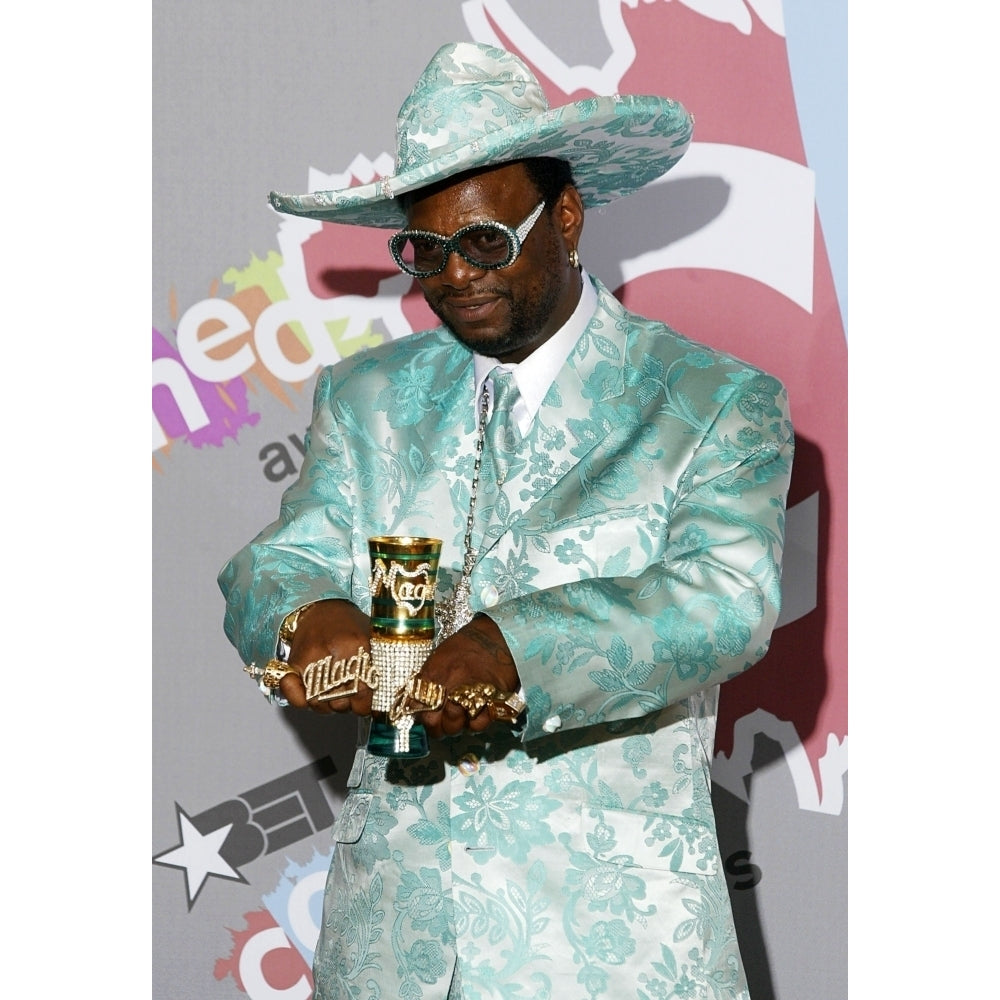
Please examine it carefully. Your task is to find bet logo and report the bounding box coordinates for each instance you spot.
[153,758,337,907]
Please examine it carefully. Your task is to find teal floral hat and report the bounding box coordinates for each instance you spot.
[268,41,694,229]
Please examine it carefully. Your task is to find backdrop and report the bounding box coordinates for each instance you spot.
[152,2,847,997]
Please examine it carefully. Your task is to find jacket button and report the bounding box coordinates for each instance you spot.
[457,753,480,776]
[542,715,562,733]
[479,584,499,607]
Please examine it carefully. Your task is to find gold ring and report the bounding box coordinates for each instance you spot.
[302,647,379,702]
[261,659,298,690]
[389,677,445,724]
[449,683,526,723]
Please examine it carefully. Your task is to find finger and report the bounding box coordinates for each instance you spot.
[293,646,377,715]
[306,682,375,716]
[280,667,341,713]
[311,692,352,714]
[417,711,444,740]
[354,686,374,717]
[440,700,472,737]
[278,671,308,709]
[466,708,494,733]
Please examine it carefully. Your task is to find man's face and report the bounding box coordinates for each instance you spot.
[404,162,583,363]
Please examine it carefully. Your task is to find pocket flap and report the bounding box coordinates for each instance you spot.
[332,793,372,844]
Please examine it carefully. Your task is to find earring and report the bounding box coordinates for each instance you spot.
[568,248,580,269]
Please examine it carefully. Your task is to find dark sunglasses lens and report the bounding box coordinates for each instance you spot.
[458,225,514,267]
[393,234,444,275]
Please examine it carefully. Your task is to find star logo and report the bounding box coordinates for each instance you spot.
[153,803,248,908]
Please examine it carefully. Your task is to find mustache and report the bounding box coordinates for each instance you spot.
[425,288,510,306]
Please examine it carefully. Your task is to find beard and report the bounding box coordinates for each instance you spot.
[421,239,567,361]
[424,283,563,359]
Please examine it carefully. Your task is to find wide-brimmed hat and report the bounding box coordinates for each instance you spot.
[268,41,693,229]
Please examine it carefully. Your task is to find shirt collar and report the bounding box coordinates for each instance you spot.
[472,269,598,434]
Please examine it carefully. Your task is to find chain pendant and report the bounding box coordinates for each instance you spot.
[434,575,474,644]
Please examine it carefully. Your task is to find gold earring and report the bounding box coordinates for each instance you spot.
[568,248,580,268]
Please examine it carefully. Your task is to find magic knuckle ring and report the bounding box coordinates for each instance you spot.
[302,646,379,702]
[389,677,445,725]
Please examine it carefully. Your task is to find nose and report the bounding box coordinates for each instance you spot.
[437,249,484,289]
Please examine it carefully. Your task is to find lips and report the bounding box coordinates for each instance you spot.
[443,296,502,323]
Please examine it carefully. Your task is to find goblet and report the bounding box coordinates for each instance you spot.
[366,535,441,758]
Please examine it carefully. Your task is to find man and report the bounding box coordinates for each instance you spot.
[219,41,793,1000]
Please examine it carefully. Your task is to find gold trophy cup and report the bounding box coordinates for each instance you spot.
[366,535,442,758]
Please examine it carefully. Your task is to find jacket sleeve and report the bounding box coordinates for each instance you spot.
[486,371,794,743]
[217,365,360,672]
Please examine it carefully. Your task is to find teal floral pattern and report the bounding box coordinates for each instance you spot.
[269,44,693,230]
[220,279,792,999]
[452,775,559,861]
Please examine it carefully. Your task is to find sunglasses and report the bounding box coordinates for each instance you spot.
[388,201,546,278]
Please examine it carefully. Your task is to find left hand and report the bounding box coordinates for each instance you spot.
[412,614,521,738]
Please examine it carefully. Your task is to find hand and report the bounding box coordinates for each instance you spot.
[278,599,374,715]
[411,614,521,738]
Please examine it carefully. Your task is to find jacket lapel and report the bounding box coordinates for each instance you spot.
[476,283,628,558]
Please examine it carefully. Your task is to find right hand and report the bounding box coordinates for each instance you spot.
[278,599,373,716]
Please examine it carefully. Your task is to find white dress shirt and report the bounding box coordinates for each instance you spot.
[472,269,598,434]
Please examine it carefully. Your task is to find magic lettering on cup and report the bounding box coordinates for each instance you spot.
[369,560,437,614]
[368,536,441,637]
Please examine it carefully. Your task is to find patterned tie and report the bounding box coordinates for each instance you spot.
[485,367,521,485]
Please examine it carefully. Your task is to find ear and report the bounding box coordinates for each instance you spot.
[555,184,585,252]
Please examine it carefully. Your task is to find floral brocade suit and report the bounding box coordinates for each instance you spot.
[219,277,794,1000]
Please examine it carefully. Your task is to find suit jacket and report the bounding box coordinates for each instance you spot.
[219,278,793,1000]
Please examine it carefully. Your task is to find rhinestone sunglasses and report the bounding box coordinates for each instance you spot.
[389,201,546,278]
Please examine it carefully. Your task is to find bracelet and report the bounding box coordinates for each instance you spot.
[278,601,317,647]
[243,603,318,707]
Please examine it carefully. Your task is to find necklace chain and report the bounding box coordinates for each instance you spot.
[461,379,490,574]
[435,378,491,642]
